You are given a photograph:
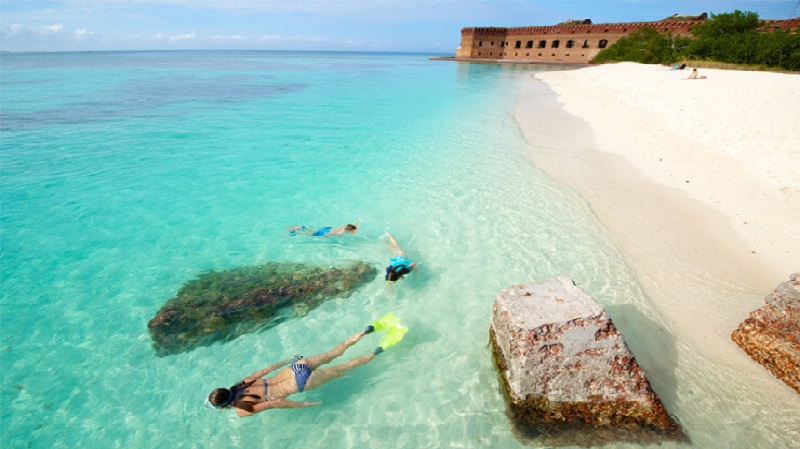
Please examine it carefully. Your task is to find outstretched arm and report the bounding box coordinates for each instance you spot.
[237,399,322,416]
[243,359,291,381]
[270,399,321,409]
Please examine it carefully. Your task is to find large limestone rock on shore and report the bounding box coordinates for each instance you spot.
[148,261,377,356]
[731,273,800,394]
[490,277,683,446]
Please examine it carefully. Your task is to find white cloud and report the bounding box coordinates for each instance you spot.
[43,24,66,33]
[5,23,66,37]
[211,34,245,42]
[74,27,93,40]
[169,33,196,41]
[0,23,102,50]
[0,0,476,51]
[60,0,476,20]
[2,23,70,47]
[257,35,325,43]
[62,0,381,13]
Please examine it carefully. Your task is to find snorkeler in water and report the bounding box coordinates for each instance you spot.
[384,233,417,283]
[286,222,358,237]
[205,315,407,417]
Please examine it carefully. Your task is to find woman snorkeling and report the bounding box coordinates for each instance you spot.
[205,318,406,417]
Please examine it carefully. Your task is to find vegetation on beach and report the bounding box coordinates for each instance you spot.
[593,10,800,71]
[147,261,378,356]
[592,27,692,65]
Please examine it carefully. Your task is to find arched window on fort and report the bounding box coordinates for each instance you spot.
[526,41,533,48]
[566,40,575,48]
[552,40,560,48]
[490,41,495,46]
[582,40,589,48]
[598,39,608,49]
[538,40,546,48]
[479,41,483,47]
[515,40,522,49]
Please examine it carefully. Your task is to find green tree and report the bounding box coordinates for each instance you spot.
[685,10,800,70]
[593,10,800,71]
[685,10,763,61]
[690,10,762,37]
[762,27,800,70]
[593,27,690,64]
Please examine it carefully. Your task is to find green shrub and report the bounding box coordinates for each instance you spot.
[593,27,691,64]
[593,10,800,71]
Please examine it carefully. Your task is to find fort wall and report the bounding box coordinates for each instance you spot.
[454,14,800,64]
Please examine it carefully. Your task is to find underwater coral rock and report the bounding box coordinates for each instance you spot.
[148,261,377,356]
[490,277,685,446]
[732,273,800,394]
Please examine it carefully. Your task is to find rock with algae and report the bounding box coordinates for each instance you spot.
[148,261,377,356]
[731,273,800,394]
[490,277,686,447]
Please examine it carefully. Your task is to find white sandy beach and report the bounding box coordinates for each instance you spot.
[516,62,799,417]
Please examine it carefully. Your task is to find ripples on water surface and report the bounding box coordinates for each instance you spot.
[1,51,797,448]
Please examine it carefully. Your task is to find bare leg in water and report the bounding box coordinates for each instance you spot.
[384,232,404,255]
[301,331,377,391]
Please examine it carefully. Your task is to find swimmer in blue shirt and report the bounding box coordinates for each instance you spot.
[384,233,417,282]
[286,223,358,237]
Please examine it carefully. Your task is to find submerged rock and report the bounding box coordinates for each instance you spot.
[148,261,377,356]
[731,273,800,394]
[490,277,685,446]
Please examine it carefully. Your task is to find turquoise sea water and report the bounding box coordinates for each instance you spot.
[1,51,796,448]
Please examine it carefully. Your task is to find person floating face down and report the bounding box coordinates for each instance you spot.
[384,233,417,282]
[286,222,358,237]
[205,328,380,417]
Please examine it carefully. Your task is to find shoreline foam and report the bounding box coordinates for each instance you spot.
[515,62,800,398]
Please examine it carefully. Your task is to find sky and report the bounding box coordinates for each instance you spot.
[1,1,798,53]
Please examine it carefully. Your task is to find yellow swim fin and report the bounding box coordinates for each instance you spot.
[371,312,399,332]
[378,323,408,350]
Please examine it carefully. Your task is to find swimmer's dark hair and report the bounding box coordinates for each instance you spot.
[208,380,258,413]
[208,388,235,408]
[345,224,357,231]
[385,265,411,282]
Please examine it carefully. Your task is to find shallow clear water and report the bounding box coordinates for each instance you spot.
[1,51,796,448]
